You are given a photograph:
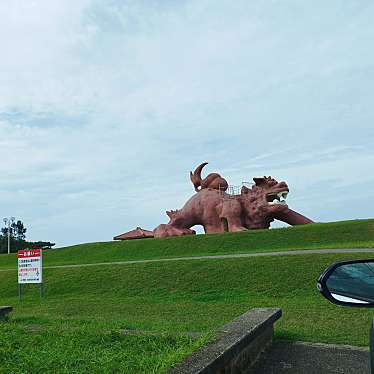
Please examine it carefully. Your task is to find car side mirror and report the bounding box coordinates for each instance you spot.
[317,259,374,307]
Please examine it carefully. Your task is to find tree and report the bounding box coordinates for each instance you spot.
[1,220,27,241]
[12,220,26,241]
[0,219,54,254]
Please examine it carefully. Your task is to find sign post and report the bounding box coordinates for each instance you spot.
[17,249,43,300]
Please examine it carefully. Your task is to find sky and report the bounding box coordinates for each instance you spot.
[0,0,373,247]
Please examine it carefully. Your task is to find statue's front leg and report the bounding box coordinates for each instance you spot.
[274,208,314,226]
[225,215,247,232]
[203,223,225,234]
[219,199,246,232]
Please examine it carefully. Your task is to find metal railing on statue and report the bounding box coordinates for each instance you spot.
[219,182,254,198]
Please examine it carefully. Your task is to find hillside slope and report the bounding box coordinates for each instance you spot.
[0,219,373,372]
[0,218,373,269]
[0,252,373,372]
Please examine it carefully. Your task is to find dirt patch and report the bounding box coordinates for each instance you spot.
[24,324,44,333]
[118,328,201,339]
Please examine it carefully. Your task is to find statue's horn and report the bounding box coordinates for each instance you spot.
[190,162,208,192]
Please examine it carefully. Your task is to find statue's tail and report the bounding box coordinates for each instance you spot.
[190,162,229,192]
[190,162,208,192]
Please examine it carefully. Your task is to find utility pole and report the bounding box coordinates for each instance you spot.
[3,217,15,254]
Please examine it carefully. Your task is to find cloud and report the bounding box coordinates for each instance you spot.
[0,0,373,246]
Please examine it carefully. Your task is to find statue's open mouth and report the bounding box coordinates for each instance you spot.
[266,190,289,205]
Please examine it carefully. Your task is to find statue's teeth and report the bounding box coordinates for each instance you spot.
[277,191,288,199]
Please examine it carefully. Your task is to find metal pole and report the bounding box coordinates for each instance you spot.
[7,223,10,254]
[18,284,22,301]
[370,318,374,374]
[40,283,43,299]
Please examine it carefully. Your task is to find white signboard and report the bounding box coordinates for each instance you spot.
[18,249,42,284]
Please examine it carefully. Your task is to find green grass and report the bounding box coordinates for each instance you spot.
[0,218,373,270]
[1,219,374,372]
[1,251,374,373]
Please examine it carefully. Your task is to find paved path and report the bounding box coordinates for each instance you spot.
[1,248,374,272]
[248,341,370,374]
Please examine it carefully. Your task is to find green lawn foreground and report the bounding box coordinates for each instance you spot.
[0,218,373,270]
[1,251,374,373]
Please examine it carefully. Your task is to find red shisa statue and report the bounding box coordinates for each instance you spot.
[153,162,314,238]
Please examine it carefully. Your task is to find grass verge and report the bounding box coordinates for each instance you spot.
[1,251,374,372]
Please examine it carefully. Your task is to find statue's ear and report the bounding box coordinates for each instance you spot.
[253,177,266,186]
[241,186,250,195]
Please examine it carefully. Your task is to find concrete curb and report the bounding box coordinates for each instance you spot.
[286,341,369,352]
[168,308,282,374]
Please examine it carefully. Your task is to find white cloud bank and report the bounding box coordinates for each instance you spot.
[0,0,373,246]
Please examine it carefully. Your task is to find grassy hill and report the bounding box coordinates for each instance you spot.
[0,218,373,270]
[0,219,374,372]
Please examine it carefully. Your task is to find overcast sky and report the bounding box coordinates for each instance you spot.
[0,0,373,247]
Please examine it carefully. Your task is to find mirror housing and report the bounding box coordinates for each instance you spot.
[317,259,374,308]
